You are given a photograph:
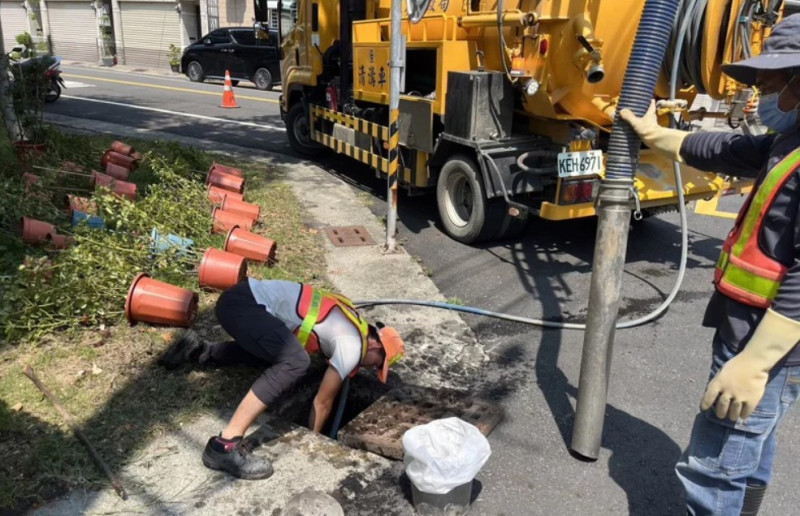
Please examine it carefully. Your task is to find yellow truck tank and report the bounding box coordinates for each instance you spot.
[263,0,779,243]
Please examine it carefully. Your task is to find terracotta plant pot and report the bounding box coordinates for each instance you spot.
[21,217,56,243]
[46,233,75,250]
[67,195,97,217]
[13,141,45,165]
[22,173,40,187]
[61,161,86,174]
[207,185,244,204]
[206,169,245,194]
[92,171,137,200]
[221,196,260,221]
[212,207,254,234]
[224,227,277,264]
[110,140,135,156]
[198,248,248,290]
[104,162,131,181]
[101,150,138,172]
[125,273,198,327]
[209,162,244,178]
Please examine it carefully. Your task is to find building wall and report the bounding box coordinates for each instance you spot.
[217,0,254,27]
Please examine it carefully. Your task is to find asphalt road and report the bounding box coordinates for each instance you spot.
[48,64,800,515]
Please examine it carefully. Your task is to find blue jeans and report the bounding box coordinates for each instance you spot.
[675,335,800,515]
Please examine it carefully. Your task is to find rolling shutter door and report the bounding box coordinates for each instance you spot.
[1,1,31,51]
[48,2,99,62]
[119,2,181,68]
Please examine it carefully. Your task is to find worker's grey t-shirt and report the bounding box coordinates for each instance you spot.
[247,279,363,379]
[680,127,800,365]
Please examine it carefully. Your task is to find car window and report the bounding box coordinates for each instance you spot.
[231,30,256,46]
[207,29,230,45]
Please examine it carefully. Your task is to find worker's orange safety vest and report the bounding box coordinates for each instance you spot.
[714,148,800,308]
[294,285,369,364]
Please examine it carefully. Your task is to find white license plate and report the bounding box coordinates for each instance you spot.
[557,150,604,178]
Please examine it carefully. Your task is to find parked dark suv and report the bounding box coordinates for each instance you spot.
[181,27,280,90]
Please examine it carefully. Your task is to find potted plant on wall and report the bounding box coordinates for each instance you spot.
[167,44,181,73]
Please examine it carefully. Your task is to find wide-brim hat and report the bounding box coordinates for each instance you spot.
[721,14,800,85]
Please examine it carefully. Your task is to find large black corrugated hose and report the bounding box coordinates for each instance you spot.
[605,0,681,181]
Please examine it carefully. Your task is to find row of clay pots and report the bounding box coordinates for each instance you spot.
[125,248,246,326]
[207,184,243,203]
[92,170,137,200]
[207,168,245,194]
[21,217,74,249]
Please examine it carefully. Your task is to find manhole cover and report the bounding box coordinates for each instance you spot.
[131,68,148,72]
[338,386,503,460]
[324,226,375,247]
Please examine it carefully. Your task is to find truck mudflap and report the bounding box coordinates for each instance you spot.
[431,133,557,213]
[538,151,743,221]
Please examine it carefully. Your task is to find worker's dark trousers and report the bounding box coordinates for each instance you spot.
[212,281,310,406]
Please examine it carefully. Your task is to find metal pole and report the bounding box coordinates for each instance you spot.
[385,0,402,252]
[570,0,679,460]
[570,180,633,459]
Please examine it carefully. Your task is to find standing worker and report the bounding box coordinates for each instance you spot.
[620,14,800,515]
[160,279,405,480]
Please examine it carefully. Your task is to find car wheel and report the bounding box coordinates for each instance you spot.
[285,103,323,157]
[230,80,240,86]
[253,68,273,90]
[186,61,204,83]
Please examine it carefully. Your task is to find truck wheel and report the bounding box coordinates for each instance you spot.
[436,155,496,243]
[286,103,323,157]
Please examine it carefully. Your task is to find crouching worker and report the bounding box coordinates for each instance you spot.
[159,279,405,480]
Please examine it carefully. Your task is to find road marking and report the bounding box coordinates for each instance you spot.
[61,95,286,131]
[63,80,94,89]
[64,73,280,103]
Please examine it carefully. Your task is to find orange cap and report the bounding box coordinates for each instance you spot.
[376,326,404,383]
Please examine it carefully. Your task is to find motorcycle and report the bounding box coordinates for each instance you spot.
[7,50,65,103]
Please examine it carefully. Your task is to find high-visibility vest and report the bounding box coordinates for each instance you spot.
[714,147,800,308]
[294,285,369,362]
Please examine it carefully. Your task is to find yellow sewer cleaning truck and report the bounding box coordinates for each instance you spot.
[255,0,780,243]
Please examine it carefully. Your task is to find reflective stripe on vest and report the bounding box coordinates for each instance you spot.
[295,286,369,360]
[713,147,800,307]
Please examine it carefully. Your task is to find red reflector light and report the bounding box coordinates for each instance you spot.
[539,39,549,55]
[559,180,596,205]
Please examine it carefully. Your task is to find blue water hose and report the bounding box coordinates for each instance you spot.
[605,0,681,181]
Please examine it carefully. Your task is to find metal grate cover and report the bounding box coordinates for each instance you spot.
[337,386,503,460]
[324,226,375,247]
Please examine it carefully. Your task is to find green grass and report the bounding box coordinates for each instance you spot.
[0,129,328,511]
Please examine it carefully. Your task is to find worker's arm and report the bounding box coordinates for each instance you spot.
[309,365,343,433]
[620,102,773,178]
[680,131,774,179]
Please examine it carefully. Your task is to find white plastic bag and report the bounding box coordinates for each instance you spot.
[402,417,491,495]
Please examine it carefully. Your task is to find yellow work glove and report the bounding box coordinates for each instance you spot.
[618,101,687,163]
[701,309,800,421]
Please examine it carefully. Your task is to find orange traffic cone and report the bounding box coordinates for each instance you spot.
[220,70,239,109]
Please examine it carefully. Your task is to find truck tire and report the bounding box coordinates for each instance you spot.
[286,103,323,157]
[436,155,494,243]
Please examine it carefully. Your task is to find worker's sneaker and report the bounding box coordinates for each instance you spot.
[202,436,274,480]
[158,329,207,369]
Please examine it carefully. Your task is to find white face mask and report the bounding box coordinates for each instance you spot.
[757,80,800,133]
